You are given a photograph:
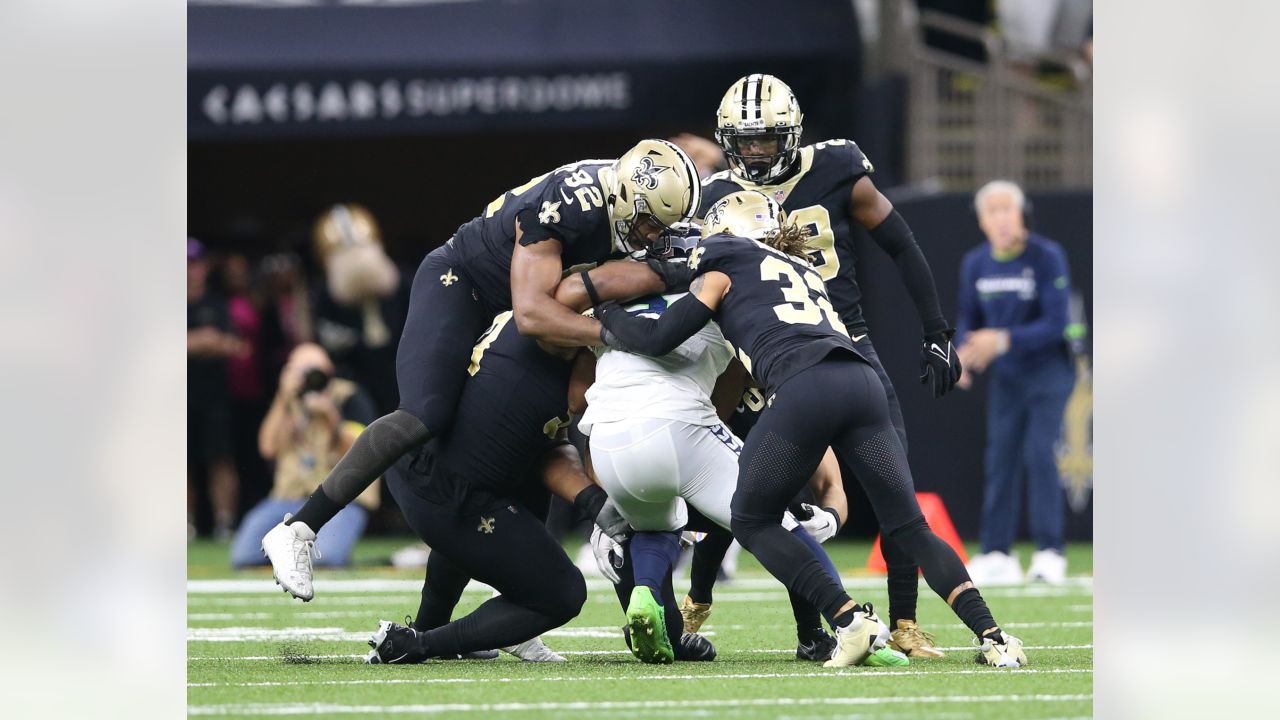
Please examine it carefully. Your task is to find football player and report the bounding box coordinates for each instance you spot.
[555,242,868,665]
[365,311,616,663]
[691,74,956,659]
[596,191,1027,669]
[262,140,701,601]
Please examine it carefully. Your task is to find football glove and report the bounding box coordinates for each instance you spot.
[792,503,841,543]
[590,525,625,584]
[920,328,962,398]
[643,257,694,293]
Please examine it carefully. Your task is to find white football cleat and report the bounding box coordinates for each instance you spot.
[1026,549,1067,585]
[823,603,890,668]
[976,631,1027,668]
[501,636,566,662]
[966,551,1024,586]
[261,514,318,601]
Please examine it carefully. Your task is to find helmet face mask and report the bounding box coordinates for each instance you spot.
[607,139,701,255]
[715,74,804,184]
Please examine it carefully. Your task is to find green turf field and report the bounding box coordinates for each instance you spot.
[188,538,1092,718]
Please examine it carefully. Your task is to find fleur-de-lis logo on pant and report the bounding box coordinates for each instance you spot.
[440,269,458,287]
[477,516,495,534]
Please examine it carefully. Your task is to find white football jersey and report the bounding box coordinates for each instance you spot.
[579,293,733,435]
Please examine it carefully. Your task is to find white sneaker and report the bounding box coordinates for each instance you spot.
[966,551,1023,586]
[261,514,318,601]
[823,603,890,668]
[501,636,566,662]
[1026,549,1067,585]
[976,631,1027,668]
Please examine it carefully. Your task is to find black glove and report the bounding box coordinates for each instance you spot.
[572,484,632,544]
[920,328,962,398]
[644,257,694,293]
[594,301,632,351]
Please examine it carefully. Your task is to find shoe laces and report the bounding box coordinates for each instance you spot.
[292,534,320,570]
[901,624,938,646]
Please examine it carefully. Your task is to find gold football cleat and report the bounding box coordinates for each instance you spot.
[680,596,713,634]
[889,619,946,658]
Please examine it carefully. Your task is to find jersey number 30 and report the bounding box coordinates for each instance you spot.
[759,257,849,336]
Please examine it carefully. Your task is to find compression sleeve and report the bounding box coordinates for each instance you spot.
[868,210,949,335]
[598,293,716,357]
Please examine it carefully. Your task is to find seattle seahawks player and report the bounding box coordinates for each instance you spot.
[597,192,1027,668]
[694,74,957,658]
[262,140,701,601]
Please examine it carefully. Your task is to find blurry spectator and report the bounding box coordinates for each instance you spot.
[668,133,727,180]
[230,343,380,567]
[310,204,408,414]
[956,181,1075,585]
[261,252,312,351]
[219,253,273,509]
[187,238,248,540]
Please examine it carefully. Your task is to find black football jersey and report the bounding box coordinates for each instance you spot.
[699,139,873,330]
[689,232,863,393]
[431,311,572,494]
[451,159,619,312]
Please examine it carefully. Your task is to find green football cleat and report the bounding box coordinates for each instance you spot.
[865,646,910,667]
[626,586,674,664]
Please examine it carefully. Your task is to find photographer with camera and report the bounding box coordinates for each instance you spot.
[230,343,380,568]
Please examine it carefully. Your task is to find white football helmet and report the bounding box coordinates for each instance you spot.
[604,139,701,254]
[715,74,804,183]
[702,190,783,241]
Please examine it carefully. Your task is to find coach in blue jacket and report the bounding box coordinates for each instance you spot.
[955,180,1076,586]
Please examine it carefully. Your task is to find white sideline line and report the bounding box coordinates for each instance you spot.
[189,644,1092,660]
[188,694,1092,715]
[186,626,692,642]
[189,667,1091,688]
[187,576,1093,595]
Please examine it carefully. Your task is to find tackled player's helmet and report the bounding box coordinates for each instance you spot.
[715,74,804,184]
[605,139,701,254]
[702,190,784,241]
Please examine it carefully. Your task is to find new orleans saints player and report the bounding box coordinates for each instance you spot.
[596,192,1027,668]
[366,312,607,663]
[691,74,957,659]
[262,140,701,601]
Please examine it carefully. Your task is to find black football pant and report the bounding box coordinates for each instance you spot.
[384,455,586,657]
[729,355,972,623]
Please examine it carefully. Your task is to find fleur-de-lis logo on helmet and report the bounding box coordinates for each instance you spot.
[630,156,668,190]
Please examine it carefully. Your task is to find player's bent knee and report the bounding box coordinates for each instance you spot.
[542,568,588,624]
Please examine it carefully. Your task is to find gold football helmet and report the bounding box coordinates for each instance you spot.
[702,190,783,241]
[312,203,383,261]
[714,74,804,183]
[605,139,701,254]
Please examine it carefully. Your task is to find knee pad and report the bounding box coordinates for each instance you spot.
[886,513,930,541]
[545,568,588,624]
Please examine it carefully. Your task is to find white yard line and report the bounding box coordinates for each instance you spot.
[190,644,1091,659]
[189,667,1092,688]
[188,694,1092,715]
[188,576,1093,595]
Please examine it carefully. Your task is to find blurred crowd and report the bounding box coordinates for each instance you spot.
[187,205,409,544]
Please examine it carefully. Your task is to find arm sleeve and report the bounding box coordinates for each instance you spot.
[1007,244,1071,355]
[955,251,983,338]
[867,210,948,335]
[600,293,716,357]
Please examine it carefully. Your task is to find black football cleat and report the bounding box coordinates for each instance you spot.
[674,632,717,661]
[365,620,428,664]
[796,630,838,662]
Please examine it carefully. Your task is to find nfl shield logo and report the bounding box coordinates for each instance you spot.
[773,189,787,204]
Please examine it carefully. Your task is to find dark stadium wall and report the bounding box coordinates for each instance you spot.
[846,191,1094,543]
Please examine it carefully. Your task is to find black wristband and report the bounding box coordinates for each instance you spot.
[572,483,607,522]
[823,506,842,533]
[579,270,603,308]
